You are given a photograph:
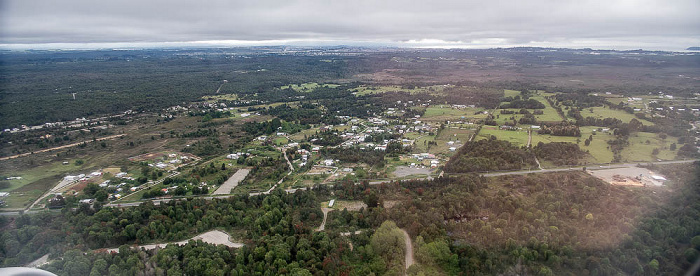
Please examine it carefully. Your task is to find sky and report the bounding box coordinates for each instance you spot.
[1,0,699,51]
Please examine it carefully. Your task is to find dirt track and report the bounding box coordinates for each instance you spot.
[316,208,331,231]
[0,134,127,161]
[401,228,414,274]
[103,230,243,253]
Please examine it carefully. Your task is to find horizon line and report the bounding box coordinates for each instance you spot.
[1,39,698,52]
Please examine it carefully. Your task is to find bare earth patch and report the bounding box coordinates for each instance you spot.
[102,230,243,253]
[588,167,667,187]
[393,166,433,178]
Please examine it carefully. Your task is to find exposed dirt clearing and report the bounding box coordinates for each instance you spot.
[393,166,433,178]
[103,230,243,253]
[213,169,250,195]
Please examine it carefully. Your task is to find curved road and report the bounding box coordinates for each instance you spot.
[400,228,414,275]
[316,208,331,231]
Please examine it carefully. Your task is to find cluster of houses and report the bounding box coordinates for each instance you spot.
[143,153,194,171]
[64,171,103,182]
[226,152,252,160]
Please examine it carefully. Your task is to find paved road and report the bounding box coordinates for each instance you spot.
[0,134,127,161]
[481,159,698,177]
[8,159,697,214]
[26,178,79,210]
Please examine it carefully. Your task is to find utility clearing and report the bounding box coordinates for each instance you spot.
[213,169,250,195]
[102,230,243,253]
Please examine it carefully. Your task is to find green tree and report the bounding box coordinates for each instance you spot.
[90,258,108,276]
[95,190,108,202]
[83,183,99,197]
[365,191,380,208]
[371,221,406,269]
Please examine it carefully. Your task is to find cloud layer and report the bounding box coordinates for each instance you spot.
[1,0,699,50]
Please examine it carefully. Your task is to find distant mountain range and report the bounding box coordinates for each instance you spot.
[687,47,700,51]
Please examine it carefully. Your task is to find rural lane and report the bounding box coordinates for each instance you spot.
[0,134,127,161]
[400,228,414,275]
[316,207,331,231]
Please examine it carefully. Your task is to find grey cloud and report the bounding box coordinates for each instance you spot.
[1,0,698,49]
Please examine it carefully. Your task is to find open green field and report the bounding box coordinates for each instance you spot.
[529,132,578,144]
[288,127,320,141]
[494,93,563,125]
[202,93,238,102]
[351,85,450,96]
[422,106,486,122]
[424,106,466,117]
[430,128,474,156]
[530,126,617,164]
[621,132,678,162]
[477,127,530,147]
[3,190,44,209]
[280,82,339,92]
[244,146,281,159]
[530,95,566,122]
[494,110,527,125]
[605,98,627,105]
[578,128,616,164]
[0,160,88,193]
[404,132,435,153]
[273,137,289,146]
[504,89,520,98]
[584,107,653,125]
[477,125,616,164]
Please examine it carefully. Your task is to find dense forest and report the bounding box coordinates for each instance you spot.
[380,163,700,275]
[534,142,588,165]
[0,49,358,129]
[444,138,537,173]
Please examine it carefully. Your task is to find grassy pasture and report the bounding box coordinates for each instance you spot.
[584,107,653,125]
[280,82,339,92]
[422,106,486,122]
[621,132,677,162]
[202,93,238,102]
[530,95,566,121]
[351,85,450,96]
[0,160,88,193]
[431,128,474,156]
[477,127,530,147]
[273,137,289,146]
[503,89,520,98]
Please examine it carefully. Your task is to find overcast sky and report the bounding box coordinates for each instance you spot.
[1,0,699,50]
